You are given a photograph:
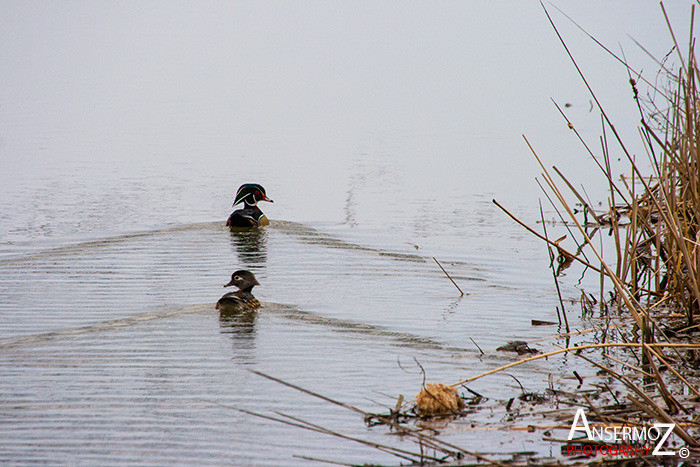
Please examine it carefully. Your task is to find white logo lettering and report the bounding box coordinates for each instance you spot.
[651,424,675,456]
[567,408,593,440]
[568,409,677,456]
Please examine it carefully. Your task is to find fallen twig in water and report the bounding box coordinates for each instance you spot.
[433,257,465,296]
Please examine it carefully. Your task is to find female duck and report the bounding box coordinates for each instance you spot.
[227,184,273,227]
[215,270,262,312]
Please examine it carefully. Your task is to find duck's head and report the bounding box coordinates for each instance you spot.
[233,184,273,208]
[224,269,260,290]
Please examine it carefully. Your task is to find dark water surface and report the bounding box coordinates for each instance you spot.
[0,1,693,464]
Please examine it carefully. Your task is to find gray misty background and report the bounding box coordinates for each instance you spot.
[0,1,690,249]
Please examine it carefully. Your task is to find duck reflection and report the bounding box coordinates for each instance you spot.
[219,308,258,362]
[228,228,268,266]
[219,308,257,342]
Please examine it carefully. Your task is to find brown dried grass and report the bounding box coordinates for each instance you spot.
[415,383,465,416]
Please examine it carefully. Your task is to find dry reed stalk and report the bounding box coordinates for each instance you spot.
[525,135,648,336]
[598,352,653,379]
[545,2,700,326]
[628,395,698,447]
[432,257,465,295]
[582,394,613,427]
[493,198,658,296]
[569,349,698,446]
[552,166,602,225]
[535,177,591,268]
[450,342,700,387]
[494,5,700,456]
[209,401,428,463]
[292,455,357,466]
[493,199,602,274]
[539,200,569,331]
[644,346,685,415]
[531,322,624,343]
[247,371,500,465]
[274,411,445,463]
[549,4,674,104]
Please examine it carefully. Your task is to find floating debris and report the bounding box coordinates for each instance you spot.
[415,383,465,416]
[531,319,558,326]
[496,340,539,354]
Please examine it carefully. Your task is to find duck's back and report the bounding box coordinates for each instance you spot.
[215,290,261,312]
[226,208,269,227]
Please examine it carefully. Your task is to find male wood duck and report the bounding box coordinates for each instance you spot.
[226,184,273,227]
[215,270,262,312]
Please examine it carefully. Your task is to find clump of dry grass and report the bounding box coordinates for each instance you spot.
[415,382,465,416]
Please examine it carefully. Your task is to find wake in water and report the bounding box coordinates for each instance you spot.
[0,218,485,349]
[0,219,431,265]
[0,219,489,274]
[0,304,212,350]
[0,300,474,356]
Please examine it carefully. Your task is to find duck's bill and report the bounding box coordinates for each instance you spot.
[223,280,235,287]
[262,195,273,203]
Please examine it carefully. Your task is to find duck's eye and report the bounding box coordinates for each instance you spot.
[233,275,241,281]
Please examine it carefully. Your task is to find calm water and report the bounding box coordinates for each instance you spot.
[0,1,692,464]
